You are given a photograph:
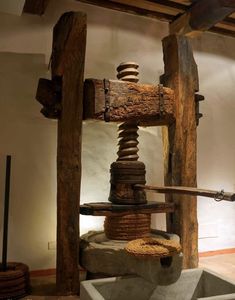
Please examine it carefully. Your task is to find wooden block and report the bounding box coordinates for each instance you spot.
[36,77,62,119]
[36,77,62,107]
[36,78,54,107]
[80,201,175,216]
[83,79,175,126]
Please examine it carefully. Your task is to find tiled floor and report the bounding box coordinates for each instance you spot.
[23,253,235,299]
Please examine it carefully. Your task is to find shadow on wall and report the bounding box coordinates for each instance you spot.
[192,31,235,61]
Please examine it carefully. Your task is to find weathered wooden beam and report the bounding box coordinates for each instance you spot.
[148,0,188,11]
[209,26,235,38]
[36,78,62,119]
[36,78,62,106]
[76,0,175,22]
[170,0,235,36]
[134,185,235,202]
[80,201,175,217]
[161,34,199,269]
[51,12,86,295]
[36,78,54,107]
[36,78,175,125]
[23,0,50,15]
[84,79,175,126]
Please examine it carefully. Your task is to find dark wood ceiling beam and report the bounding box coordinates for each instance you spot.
[170,0,235,36]
[77,0,175,22]
[222,16,235,26]
[23,0,50,15]
[146,0,187,11]
[209,26,235,38]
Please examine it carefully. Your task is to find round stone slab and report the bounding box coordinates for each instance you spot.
[80,230,183,284]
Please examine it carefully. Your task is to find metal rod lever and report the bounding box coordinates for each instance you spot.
[134,184,235,202]
[2,155,11,271]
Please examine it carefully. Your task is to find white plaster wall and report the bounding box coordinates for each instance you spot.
[192,35,235,251]
[0,0,234,270]
[0,53,56,269]
[0,0,25,16]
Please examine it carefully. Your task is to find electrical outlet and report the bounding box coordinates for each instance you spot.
[199,223,218,239]
[48,241,56,250]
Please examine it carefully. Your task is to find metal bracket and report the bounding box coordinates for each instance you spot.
[214,189,225,202]
[104,79,110,122]
[195,93,204,126]
[158,84,164,116]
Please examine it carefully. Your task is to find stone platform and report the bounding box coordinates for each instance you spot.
[80,269,235,300]
[80,230,182,284]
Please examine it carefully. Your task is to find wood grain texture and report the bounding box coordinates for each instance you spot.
[111,0,182,15]
[80,201,175,216]
[36,78,62,119]
[23,0,50,15]
[210,25,235,38]
[147,0,187,11]
[84,79,175,126]
[161,34,198,269]
[76,0,175,21]
[170,0,235,36]
[51,12,86,295]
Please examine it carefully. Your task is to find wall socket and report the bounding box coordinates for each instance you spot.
[199,223,218,239]
[48,241,56,250]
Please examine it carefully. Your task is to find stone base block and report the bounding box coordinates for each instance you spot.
[80,230,182,284]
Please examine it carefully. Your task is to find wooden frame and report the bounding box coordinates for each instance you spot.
[35,0,235,295]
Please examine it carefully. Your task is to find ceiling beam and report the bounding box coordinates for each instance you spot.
[77,0,175,22]
[170,0,235,37]
[209,26,235,38]
[146,0,187,11]
[23,0,50,15]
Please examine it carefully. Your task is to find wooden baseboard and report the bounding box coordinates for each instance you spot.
[199,248,235,257]
[30,267,86,277]
[30,268,56,277]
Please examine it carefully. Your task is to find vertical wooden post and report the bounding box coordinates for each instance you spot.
[51,12,86,295]
[161,34,199,269]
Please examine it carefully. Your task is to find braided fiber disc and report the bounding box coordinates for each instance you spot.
[104,214,151,240]
[0,262,30,299]
[125,237,181,258]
